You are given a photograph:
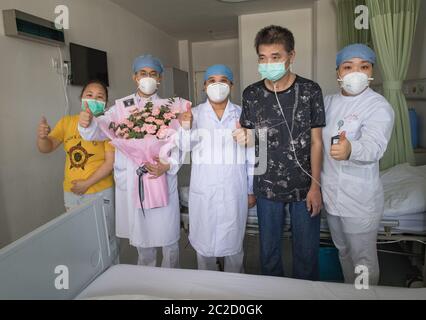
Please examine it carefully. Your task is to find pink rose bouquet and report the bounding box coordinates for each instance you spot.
[95,97,191,210]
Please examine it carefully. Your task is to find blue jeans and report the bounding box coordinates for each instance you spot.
[256,197,320,280]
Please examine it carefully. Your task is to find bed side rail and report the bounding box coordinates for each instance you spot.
[0,197,113,300]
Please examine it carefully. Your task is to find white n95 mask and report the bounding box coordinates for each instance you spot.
[338,72,374,96]
[138,77,159,95]
[206,82,230,103]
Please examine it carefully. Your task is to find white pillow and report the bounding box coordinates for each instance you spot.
[381,164,426,216]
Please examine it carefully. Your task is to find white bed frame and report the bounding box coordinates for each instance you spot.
[0,197,116,300]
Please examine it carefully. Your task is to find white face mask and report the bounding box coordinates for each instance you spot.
[338,72,374,96]
[206,82,231,103]
[138,77,159,95]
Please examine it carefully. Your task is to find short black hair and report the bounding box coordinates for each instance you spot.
[80,79,109,102]
[255,25,295,54]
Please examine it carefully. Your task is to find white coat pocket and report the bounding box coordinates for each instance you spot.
[339,163,379,216]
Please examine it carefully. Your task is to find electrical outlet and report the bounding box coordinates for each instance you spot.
[403,79,426,100]
[63,61,71,84]
[418,83,424,95]
[51,58,60,70]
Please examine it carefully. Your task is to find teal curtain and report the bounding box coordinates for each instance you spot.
[335,0,373,49]
[366,0,420,170]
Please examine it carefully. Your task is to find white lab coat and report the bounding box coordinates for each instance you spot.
[321,88,395,223]
[178,100,254,257]
[78,93,181,248]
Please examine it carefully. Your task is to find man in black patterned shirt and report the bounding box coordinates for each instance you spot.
[236,26,325,280]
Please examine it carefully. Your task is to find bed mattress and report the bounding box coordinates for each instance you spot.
[77,265,426,300]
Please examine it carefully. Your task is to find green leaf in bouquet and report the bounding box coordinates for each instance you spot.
[145,101,153,111]
[137,120,146,127]
[128,131,138,139]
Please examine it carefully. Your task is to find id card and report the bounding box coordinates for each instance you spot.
[331,135,340,146]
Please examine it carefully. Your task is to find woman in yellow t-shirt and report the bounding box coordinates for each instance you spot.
[37,80,115,211]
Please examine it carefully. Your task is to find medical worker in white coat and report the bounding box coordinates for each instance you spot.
[321,44,395,285]
[178,65,256,273]
[78,55,182,268]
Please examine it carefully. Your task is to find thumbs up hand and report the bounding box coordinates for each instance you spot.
[79,101,94,129]
[232,122,254,147]
[178,102,193,130]
[38,116,51,140]
[330,131,352,161]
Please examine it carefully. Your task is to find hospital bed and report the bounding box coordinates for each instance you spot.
[179,163,426,287]
[1,197,426,300]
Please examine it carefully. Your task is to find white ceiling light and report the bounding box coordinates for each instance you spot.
[217,0,255,3]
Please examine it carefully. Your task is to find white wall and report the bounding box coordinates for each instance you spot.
[313,0,339,96]
[238,8,313,92]
[407,0,426,148]
[0,0,179,247]
[407,0,426,81]
[179,40,195,103]
[191,39,241,105]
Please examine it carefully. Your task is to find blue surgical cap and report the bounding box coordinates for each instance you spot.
[336,44,376,68]
[204,64,234,83]
[132,54,164,74]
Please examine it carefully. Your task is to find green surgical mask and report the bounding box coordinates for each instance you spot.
[258,62,288,82]
[82,99,106,117]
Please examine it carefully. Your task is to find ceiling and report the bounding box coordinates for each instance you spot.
[110,0,315,42]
